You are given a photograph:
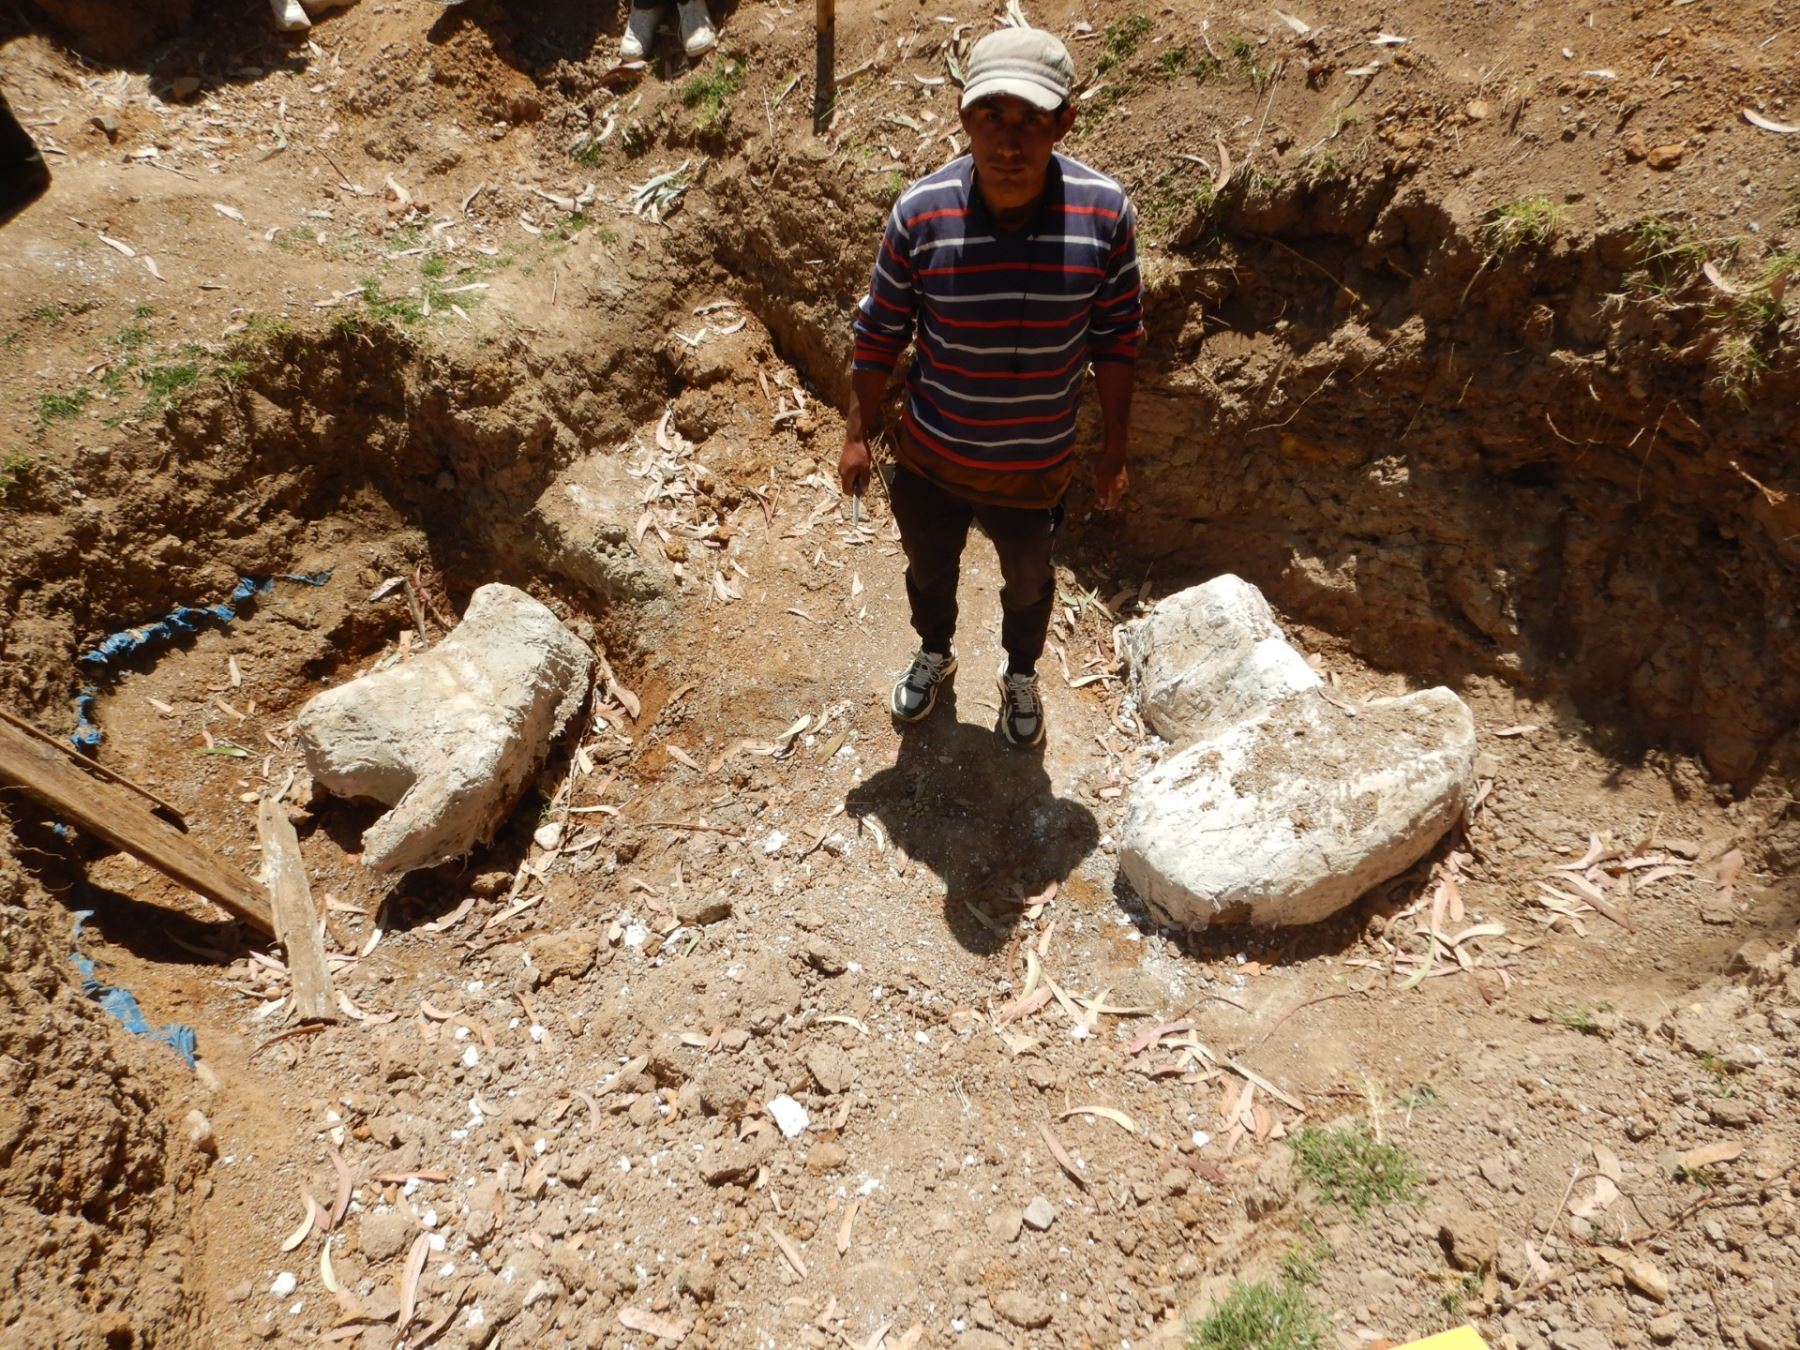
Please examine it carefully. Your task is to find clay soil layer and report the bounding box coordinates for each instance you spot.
[0,2,1796,1349]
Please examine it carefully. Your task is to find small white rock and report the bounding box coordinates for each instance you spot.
[1022,1196,1056,1231]
[270,1272,297,1298]
[768,1094,810,1139]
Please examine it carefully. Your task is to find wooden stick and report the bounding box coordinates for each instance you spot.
[257,797,337,1023]
[813,0,836,131]
[1249,990,1365,1048]
[0,715,274,934]
[0,704,187,827]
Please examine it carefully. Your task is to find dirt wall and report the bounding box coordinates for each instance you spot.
[0,847,203,1349]
[0,320,675,730]
[20,0,192,62]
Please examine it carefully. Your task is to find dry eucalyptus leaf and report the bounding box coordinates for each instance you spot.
[279,1193,318,1252]
[1677,1141,1742,1170]
[617,1307,692,1341]
[397,1231,431,1329]
[1039,1122,1088,1189]
[1743,108,1800,134]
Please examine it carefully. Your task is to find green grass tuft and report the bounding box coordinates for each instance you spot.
[1188,1280,1326,1350]
[1290,1124,1421,1216]
[141,361,202,408]
[1486,195,1566,252]
[1631,213,1707,278]
[0,450,34,501]
[1550,1003,1612,1036]
[1096,15,1153,76]
[683,60,745,135]
[1227,35,1276,90]
[1762,248,1800,288]
[360,276,424,325]
[1299,146,1346,185]
[36,388,91,426]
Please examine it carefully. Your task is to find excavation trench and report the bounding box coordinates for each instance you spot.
[1,166,1797,1347]
[699,158,1800,791]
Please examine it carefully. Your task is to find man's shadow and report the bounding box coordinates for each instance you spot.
[845,687,1099,956]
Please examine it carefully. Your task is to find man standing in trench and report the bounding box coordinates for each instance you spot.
[838,27,1142,748]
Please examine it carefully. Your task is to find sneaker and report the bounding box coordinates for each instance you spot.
[677,0,716,56]
[891,648,956,723]
[996,663,1045,748]
[621,4,663,59]
[269,0,310,30]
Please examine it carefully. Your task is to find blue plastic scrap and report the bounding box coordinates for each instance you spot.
[71,691,103,750]
[68,912,198,1069]
[70,571,333,749]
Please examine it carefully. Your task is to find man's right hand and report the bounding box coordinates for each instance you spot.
[839,438,872,497]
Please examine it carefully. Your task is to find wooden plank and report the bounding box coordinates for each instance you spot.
[0,715,274,934]
[256,796,336,1023]
[814,0,836,130]
[0,704,187,827]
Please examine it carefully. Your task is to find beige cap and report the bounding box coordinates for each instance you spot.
[960,28,1076,112]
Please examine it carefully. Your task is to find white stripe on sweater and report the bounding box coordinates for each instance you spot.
[910,403,1077,450]
[914,369,1084,406]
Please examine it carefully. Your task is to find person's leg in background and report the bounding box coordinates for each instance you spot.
[675,0,715,55]
[0,89,50,225]
[622,0,716,58]
[621,0,664,59]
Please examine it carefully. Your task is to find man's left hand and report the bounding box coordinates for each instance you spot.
[1093,456,1129,511]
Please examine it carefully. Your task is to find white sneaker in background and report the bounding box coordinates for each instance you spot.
[621,5,663,60]
[269,0,310,32]
[677,0,716,56]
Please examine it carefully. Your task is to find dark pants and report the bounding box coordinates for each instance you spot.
[0,89,49,221]
[0,89,40,164]
[889,466,1061,676]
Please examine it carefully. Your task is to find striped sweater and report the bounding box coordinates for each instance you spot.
[851,152,1144,508]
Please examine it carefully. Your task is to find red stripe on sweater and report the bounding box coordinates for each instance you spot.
[902,207,970,227]
[916,337,1087,381]
[1094,284,1142,310]
[929,403,1076,429]
[924,305,1084,331]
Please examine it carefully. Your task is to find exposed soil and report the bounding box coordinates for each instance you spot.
[0,2,1796,1349]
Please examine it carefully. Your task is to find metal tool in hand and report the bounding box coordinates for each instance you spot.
[852,491,861,528]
